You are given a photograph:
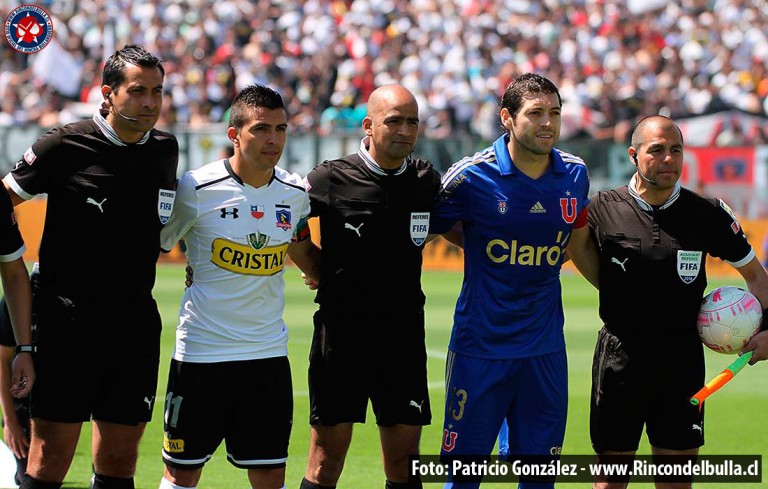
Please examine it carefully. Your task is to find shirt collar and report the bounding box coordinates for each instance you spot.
[93,112,151,146]
[494,133,565,176]
[358,136,408,176]
[628,173,681,211]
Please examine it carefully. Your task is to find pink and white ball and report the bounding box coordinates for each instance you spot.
[697,286,762,354]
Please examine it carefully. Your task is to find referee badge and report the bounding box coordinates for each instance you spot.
[158,189,175,224]
[410,212,430,246]
[677,250,702,284]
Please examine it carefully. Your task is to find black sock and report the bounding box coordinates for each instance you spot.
[19,474,62,489]
[385,480,423,489]
[91,474,135,489]
[299,477,336,489]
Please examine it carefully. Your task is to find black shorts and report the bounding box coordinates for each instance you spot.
[162,357,293,470]
[590,327,705,452]
[31,295,161,424]
[308,308,431,427]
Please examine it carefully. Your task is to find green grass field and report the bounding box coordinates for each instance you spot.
[12,264,768,488]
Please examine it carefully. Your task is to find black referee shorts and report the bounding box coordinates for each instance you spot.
[308,308,431,427]
[590,327,705,453]
[31,294,161,424]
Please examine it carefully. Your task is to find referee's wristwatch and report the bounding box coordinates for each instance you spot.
[14,344,36,354]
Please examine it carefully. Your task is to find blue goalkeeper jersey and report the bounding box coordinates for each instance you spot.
[432,134,590,359]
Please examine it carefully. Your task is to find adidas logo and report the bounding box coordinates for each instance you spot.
[529,202,547,213]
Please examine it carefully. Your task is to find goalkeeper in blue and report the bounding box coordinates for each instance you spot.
[431,73,596,488]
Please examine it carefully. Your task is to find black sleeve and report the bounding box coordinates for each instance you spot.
[708,198,753,264]
[306,162,331,218]
[8,127,65,198]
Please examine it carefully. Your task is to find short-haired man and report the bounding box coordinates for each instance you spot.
[158,84,320,489]
[300,84,441,489]
[4,45,178,489]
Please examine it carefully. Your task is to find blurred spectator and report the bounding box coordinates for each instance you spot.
[0,0,766,141]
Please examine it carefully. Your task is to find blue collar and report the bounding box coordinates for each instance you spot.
[494,133,565,177]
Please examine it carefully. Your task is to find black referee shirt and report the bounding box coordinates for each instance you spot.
[6,118,178,304]
[306,150,441,314]
[588,185,752,340]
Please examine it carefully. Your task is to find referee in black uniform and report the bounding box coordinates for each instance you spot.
[3,45,178,489]
[573,115,768,489]
[300,85,441,489]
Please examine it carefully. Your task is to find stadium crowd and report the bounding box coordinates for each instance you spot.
[1,0,767,143]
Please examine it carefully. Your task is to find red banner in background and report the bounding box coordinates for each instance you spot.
[682,147,755,185]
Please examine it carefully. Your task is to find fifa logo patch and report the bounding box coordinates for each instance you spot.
[410,212,429,246]
[677,250,702,284]
[158,190,175,224]
[275,204,291,230]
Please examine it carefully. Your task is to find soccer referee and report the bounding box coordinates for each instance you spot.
[4,45,178,489]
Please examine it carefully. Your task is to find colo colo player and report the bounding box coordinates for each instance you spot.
[158,84,320,489]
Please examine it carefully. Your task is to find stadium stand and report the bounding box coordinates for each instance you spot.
[0,0,766,144]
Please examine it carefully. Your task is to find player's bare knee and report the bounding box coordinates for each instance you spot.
[306,456,345,486]
[93,453,139,479]
[246,467,285,488]
[163,467,202,488]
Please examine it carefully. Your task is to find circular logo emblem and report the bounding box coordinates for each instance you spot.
[5,5,53,54]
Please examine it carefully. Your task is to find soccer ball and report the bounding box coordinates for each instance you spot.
[697,286,762,354]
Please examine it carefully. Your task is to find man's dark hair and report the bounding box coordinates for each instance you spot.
[228,85,286,130]
[500,73,562,117]
[102,45,164,89]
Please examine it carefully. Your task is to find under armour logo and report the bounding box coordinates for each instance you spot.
[611,257,628,272]
[86,197,107,213]
[220,208,239,219]
[144,396,154,410]
[692,423,703,434]
[409,400,424,413]
[345,222,364,237]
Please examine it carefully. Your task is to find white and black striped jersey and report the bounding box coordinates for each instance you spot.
[161,159,310,362]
